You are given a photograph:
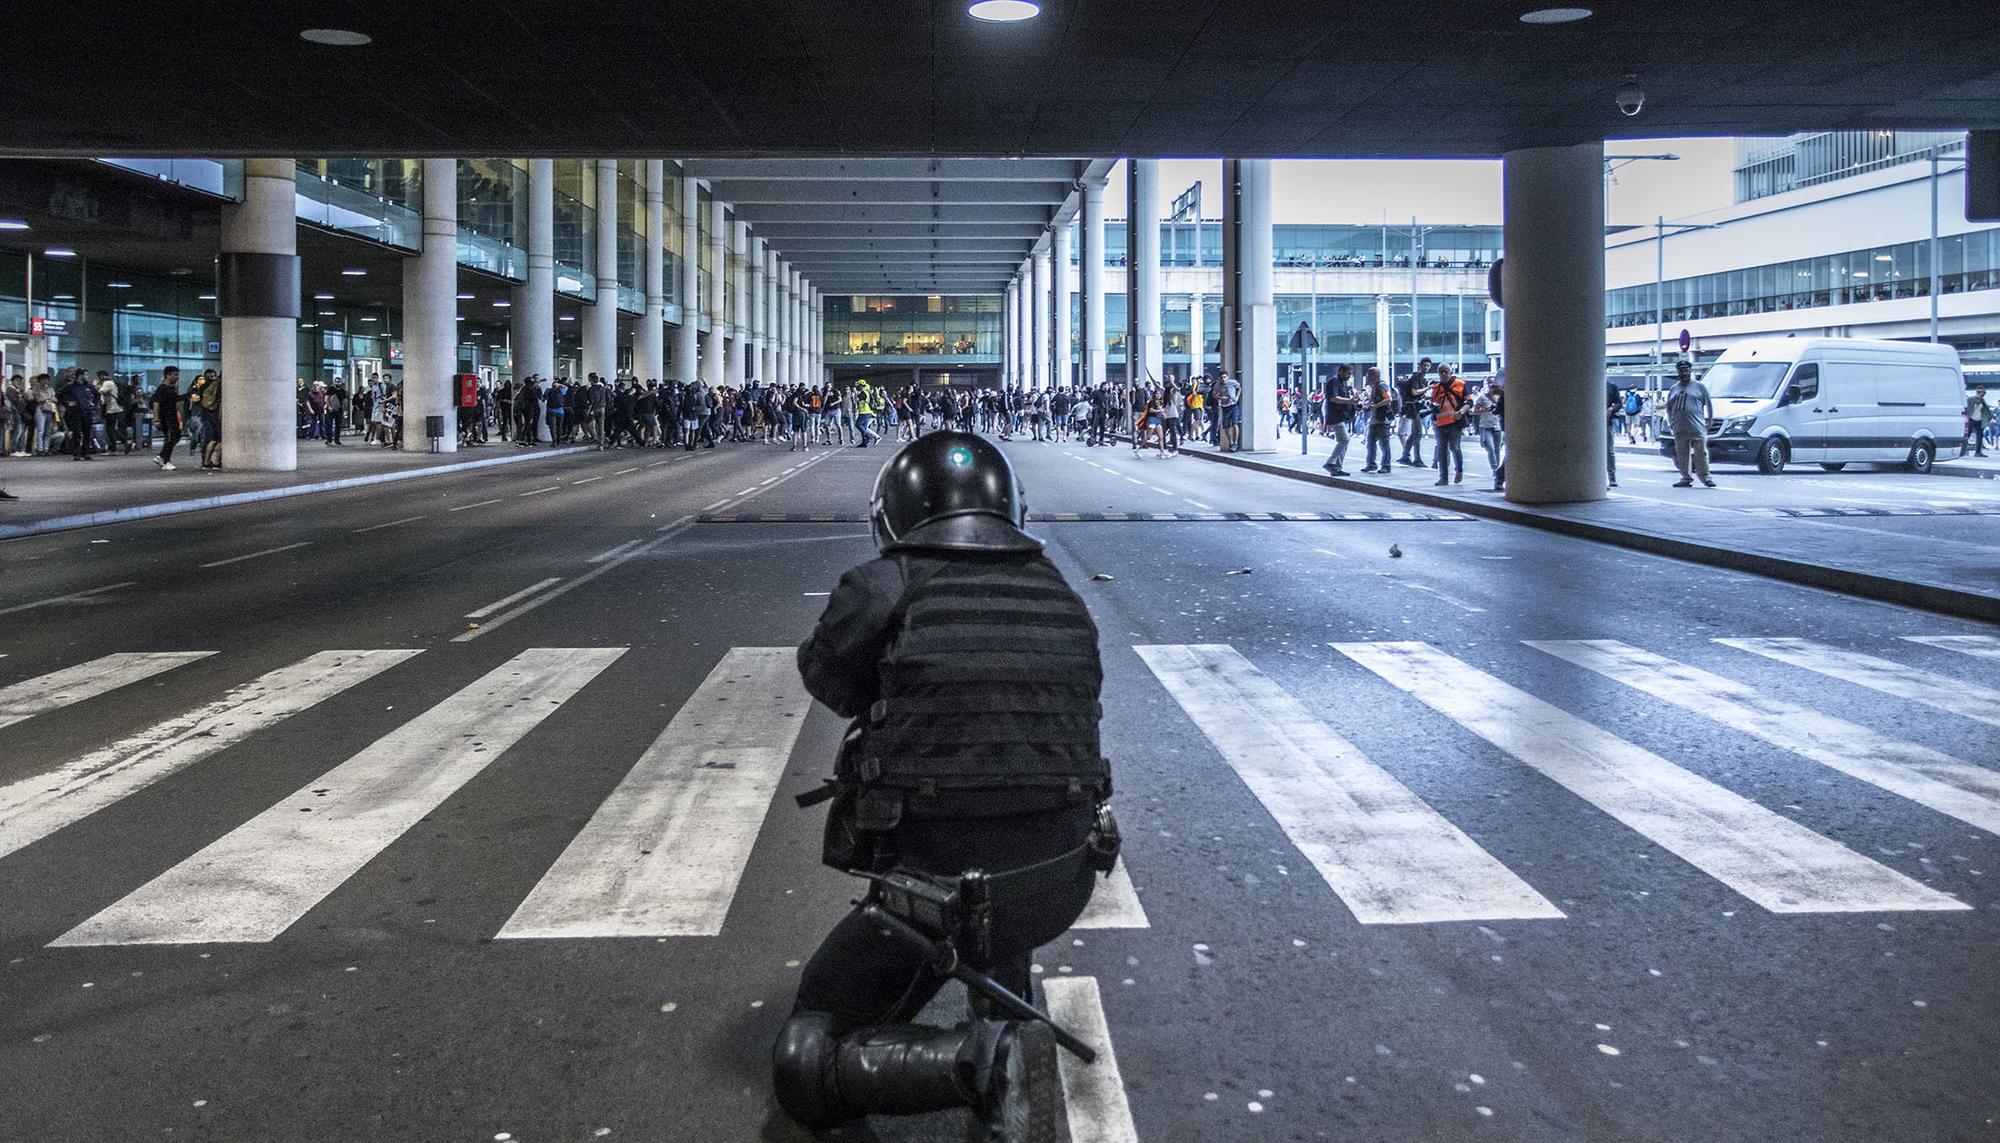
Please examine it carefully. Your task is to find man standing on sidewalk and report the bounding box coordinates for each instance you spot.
[1605,375,1622,488]
[1323,364,1357,476]
[1965,386,1990,456]
[151,367,184,470]
[57,369,97,460]
[1667,359,1715,489]
[1362,368,1396,475]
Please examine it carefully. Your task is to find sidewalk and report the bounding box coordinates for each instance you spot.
[0,441,587,540]
[1612,438,2000,479]
[1159,430,2000,623]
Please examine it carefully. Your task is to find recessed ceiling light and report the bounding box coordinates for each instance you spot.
[44,247,76,257]
[300,323,316,329]
[170,267,192,276]
[107,281,132,289]
[0,219,28,231]
[361,315,379,321]
[51,293,75,300]
[199,293,218,301]
[1519,7,1593,23]
[314,292,335,300]
[492,300,511,307]
[320,310,338,316]
[968,0,1039,21]
[341,268,367,276]
[124,302,144,309]
[559,314,575,322]
[1874,254,1893,262]
[300,28,372,46]
[456,293,474,300]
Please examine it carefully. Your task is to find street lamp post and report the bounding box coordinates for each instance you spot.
[1927,142,1967,343]
[1652,216,1724,375]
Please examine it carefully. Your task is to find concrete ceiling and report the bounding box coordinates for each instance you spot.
[4,2,1997,160]
[692,157,1113,293]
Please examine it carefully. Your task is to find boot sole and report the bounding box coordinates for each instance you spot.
[970,1022,1061,1143]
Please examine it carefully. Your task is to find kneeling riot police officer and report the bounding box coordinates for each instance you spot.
[774,431,1115,1140]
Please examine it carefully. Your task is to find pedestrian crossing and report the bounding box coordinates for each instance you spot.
[0,630,1994,950]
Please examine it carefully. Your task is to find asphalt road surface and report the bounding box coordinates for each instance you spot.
[2,434,1996,1143]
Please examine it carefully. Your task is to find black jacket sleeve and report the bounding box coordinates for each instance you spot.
[797,556,908,718]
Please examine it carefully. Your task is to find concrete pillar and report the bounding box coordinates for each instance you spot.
[1081,178,1108,389]
[402,157,459,454]
[218,158,300,471]
[726,220,749,386]
[789,270,804,385]
[1188,292,1205,381]
[1051,223,1072,388]
[513,159,555,386]
[808,286,821,383]
[1224,159,1277,451]
[1128,159,1163,388]
[1031,245,1051,391]
[637,159,665,383]
[762,249,779,384]
[703,195,727,387]
[674,168,699,381]
[1004,276,1019,387]
[583,159,618,380]
[1019,262,1037,392]
[772,263,789,386]
[1501,141,1608,504]
[749,235,766,384]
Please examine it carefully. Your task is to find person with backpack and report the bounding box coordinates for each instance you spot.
[1322,363,1358,476]
[1361,367,1397,475]
[1430,364,1468,486]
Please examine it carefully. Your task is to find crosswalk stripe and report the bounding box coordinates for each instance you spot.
[0,650,420,862]
[1530,640,2000,835]
[1903,634,2000,662]
[53,647,624,946]
[1071,860,1149,929]
[1044,976,1140,1143]
[1336,642,1965,914]
[1136,644,1561,924]
[0,652,215,732]
[1720,637,2000,729]
[498,647,812,939]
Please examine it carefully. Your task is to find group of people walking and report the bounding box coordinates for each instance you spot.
[3,367,221,470]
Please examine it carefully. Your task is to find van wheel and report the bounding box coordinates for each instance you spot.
[1818,463,1847,472]
[1757,437,1789,474]
[1905,439,1935,475]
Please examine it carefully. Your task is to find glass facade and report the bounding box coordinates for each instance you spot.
[1608,230,2000,328]
[295,159,422,250]
[98,158,243,200]
[823,295,1001,359]
[1734,131,1965,203]
[456,159,528,281]
[0,251,221,380]
[552,158,597,299]
[1078,222,1502,270]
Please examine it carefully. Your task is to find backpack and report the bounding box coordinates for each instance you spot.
[1625,392,1642,416]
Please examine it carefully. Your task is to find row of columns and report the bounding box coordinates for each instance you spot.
[218,158,826,472]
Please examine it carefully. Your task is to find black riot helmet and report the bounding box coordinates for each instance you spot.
[869,431,1041,554]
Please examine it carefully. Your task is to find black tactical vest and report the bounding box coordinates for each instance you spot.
[853,553,1108,819]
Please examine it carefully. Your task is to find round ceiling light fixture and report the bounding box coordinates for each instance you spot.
[968,0,1040,22]
[1519,7,1593,23]
[300,28,372,46]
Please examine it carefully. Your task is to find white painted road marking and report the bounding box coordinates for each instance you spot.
[0,650,420,862]
[465,578,565,619]
[1531,640,2000,835]
[1905,634,2000,661]
[199,542,311,569]
[1070,860,1150,929]
[498,648,811,939]
[519,486,559,497]
[448,499,503,512]
[55,647,624,946]
[1044,977,1140,1143]
[1720,637,2000,729]
[0,581,141,618]
[1137,644,1561,924]
[1336,641,1964,914]
[571,475,604,485]
[588,540,642,564]
[350,515,426,533]
[0,653,215,733]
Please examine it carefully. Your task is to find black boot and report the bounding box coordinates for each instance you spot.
[775,1016,995,1129]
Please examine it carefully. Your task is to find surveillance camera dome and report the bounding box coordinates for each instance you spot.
[1616,77,1645,117]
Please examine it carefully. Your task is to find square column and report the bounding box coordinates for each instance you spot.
[1080,178,1108,389]
[1127,159,1163,388]
[1031,244,1051,391]
[789,271,805,385]
[1050,222,1072,388]
[1501,142,1609,504]
[1223,158,1277,451]
[1004,276,1019,387]
[674,167,699,381]
[583,159,618,380]
[749,235,767,385]
[702,195,726,387]
[512,158,555,385]
[1019,261,1037,392]
[762,248,780,384]
[402,157,460,453]
[775,263,792,386]
[638,159,666,383]
[1187,292,1206,381]
[218,158,300,471]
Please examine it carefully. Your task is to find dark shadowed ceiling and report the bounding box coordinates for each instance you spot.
[5,1,1998,160]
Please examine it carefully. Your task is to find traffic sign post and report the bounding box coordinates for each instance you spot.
[1288,321,1320,455]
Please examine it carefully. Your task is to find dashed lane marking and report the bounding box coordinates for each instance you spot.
[199,542,310,569]
[571,475,604,485]
[448,499,503,512]
[588,540,641,564]
[465,578,565,619]
[0,581,140,618]
[519,486,559,497]
[351,515,427,534]
[698,511,1471,524]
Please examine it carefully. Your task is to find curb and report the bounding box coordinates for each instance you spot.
[1610,442,1999,480]
[0,447,591,541]
[1178,445,2000,625]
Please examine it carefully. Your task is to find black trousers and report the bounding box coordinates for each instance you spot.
[793,804,1096,1034]
[65,411,91,457]
[157,421,182,463]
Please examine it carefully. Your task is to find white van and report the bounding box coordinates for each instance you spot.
[1658,337,1966,474]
